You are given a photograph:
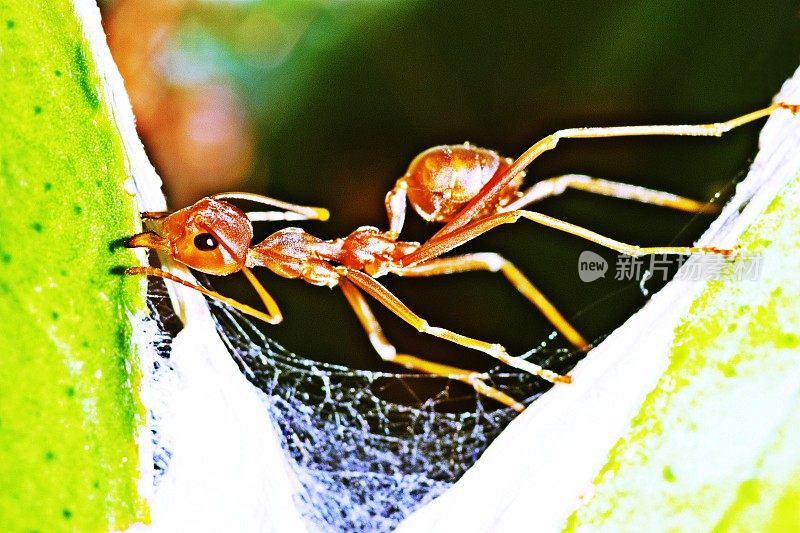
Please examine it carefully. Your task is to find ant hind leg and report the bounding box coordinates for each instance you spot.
[394,253,589,350]
[505,174,720,214]
[402,209,735,267]
[339,277,525,412]
[338,268,570,385]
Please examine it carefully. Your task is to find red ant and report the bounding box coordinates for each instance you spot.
[127,102,797,411]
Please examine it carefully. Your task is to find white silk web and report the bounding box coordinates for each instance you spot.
[144,280,585,532]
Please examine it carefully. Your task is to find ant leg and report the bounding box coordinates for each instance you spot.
[402,209,734,267]
[385,178,408,238]
[430,102,797,242]
[338,267,571,385]
[339,278,525,411]
[240,266,284,323]
[141,211,171,219]
[126,266,283,324]
[394,253,588,349]
[505,174,719,214]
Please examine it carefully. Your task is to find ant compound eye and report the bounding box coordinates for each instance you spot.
[193,233,219,251]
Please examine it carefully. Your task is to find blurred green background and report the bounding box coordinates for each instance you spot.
[103,0,799,380]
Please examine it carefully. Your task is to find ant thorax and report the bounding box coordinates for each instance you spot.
[247,228,337,286]
[332,227,420,277]
[247,226,419,284]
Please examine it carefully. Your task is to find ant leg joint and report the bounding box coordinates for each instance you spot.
[629,246,645,257]
[474,252,505,272]
[371,337,398,362]
[543,370,572,384]
[550,175,574,195]
[711,122,728,136]
[496,351,572,384]
[489,343,507,355]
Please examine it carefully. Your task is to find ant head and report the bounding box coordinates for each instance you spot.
[127,198,253,275]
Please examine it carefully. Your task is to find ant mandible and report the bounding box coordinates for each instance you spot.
[127,102,797,412]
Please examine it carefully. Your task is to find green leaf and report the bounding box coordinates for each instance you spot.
[566,154,800,531]
[0,1,148,531]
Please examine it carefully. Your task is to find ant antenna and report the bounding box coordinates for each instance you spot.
[212,192,330,222]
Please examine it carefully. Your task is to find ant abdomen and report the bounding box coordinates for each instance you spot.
[403,143,524,222]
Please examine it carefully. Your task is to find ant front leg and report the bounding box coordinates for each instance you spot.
[339,278,525,411]
[505,174,720,215]
[394,253,589,349]
[385,177,408,238]
[126,266,284,324]
[338,267,570,385]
